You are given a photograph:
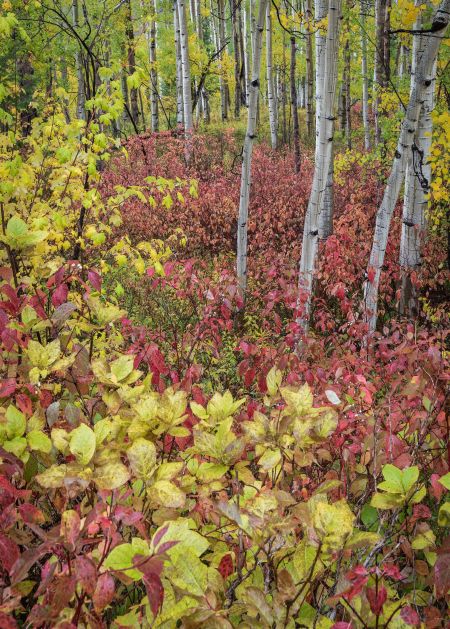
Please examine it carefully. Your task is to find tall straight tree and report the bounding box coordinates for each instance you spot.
[72,0,85,120]
[149,0,159,132]
[399,10,435,316]
[363,0,450,333]
[266,3,277,148]
[360,0,371,150]
[305,0,314,138]
[125,0,140,129]
[298,0,342,330]
[290,35,301,172]
[177,0,193,135]
[174,0,184,125]
[236,0,268,298]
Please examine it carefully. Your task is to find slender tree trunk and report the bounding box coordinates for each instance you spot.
[243,1,251,105]
[305,0,314,139]
[149,0,159,131]
[218,0,228,120]
[290,36,301,172]
[374,0,390,144]
[399,16,434,316]
[363,0,449,333]
[231,0,241,117]
[360,0,371,150]
[298,0,342,331]
[72,0,85,120]
[237,0,268,298]
[125,0,140,129]
[266,3,277,148]
[177,0,193,135]
[344,37,352,149]
[174,0,184,125]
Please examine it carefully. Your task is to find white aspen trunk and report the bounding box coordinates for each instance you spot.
[177,0,193,134]
[266,3,277,149]
[174,0,184,125]
[399,13,435,316]
[237,0,268,297]
[143,0,159,132]
[297,0,342,331]
[319,149,335,239]
[305,0,314,138]
[243,0,251,105]
[72,0,85,120]
[363,0,449,333]
[360,0,370,150]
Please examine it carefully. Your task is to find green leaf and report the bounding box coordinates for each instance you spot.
[3,436,27,458]
[381,464,404,493]
[36,464,68,488]
[6,404,26,439]
[345,530,380,550]
[266,366,282,396]
[104,543,142,580]
[94,462,130,490]
[258,447,282,471]
[361,504,379,530]
[110,355,134,383]
[438,472,450,491]
[371,492,404,510]
[69,423,96,465]
[27,430,52,453]
[401,466,419,492]
[127,438,156,479]
[151,480,185,508]
[170,548,208,596]
[437,503,450,527]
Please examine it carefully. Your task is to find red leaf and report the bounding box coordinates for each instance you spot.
[93,573,115,611]
[18,503,45,524]
[218,553,234,579]
[143,572,164,616]
[0,378,16,398]
[0,532,20,574]
[366,585,387,615]
[75,557,97,595]
[400,606,420,626]
[88,269,102,291]
[434,550,450,599]
[51,283,68,307]
[0,612,18,629]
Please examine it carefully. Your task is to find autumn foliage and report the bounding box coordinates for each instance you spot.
[0,115,449,628]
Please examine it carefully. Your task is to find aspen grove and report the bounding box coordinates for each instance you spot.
[0,0,449,627]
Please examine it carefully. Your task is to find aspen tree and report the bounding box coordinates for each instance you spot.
[399,10,435,316]
[298,0,342,331]
[364,0,450,333]
[266,3,277,149]
[125,0,140,129]
[237,0,268,298]
[290,36,301,172]
[177,0,193,136]
[305,0,314,138]
[174,0,184,125]
[360,0,371,150]
[72,0,85,120]
[149,0,159,132]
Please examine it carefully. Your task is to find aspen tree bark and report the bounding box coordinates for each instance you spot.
[305,0,314,138]
[231,0,242,117]
[290,36,301,172]
[218,0,229,120]
[399,16,434,316]
[360,0,371,150]
[374,0,390,144]
[149,0,159,132]
[363,0,450,333]
[266,3,277,149]
[174,0,184,125]
[298,0,342,331]
[344,37,352,149]
[72,0,85,120]
[177,0,193,135]
[237,0,268,298]
[243,1,251,104]
[125,0,140,129]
